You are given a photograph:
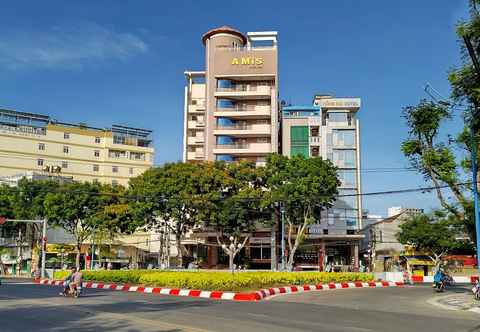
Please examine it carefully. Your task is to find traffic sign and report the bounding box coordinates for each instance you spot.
[0,217,7,225]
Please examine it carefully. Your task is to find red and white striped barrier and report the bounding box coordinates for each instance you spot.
[35,279,404,301]
[411,275,478,283]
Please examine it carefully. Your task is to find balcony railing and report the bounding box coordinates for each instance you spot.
[217,86,271,93]
[215,124,252,130]
[215,143,249,149]
[216,106,271,113]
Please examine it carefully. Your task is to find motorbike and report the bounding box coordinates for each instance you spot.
[472,281,480,300]
[60,283,82,298]
[434,279,445,292]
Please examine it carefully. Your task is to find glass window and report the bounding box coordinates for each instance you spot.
[344,150,355,167]
[328,113,348,123]
[94,150,100,158]
[129,167,134,175]
[338,170,356,187]
[64,133,70,139]
[62,161,68,169]
[37,159,44,166]
[112,180,118,186]
[38,143,45,151]
[333,130,355,147]
[93,165,99,172]
[63,146,69,154]
[217,99,235,109]
[112,166,118,173]
[95,137,101,144]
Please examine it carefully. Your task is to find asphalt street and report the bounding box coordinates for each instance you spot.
[0,279,479,332]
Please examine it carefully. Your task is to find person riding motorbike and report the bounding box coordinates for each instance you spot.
[433,269,445,292]
[68,268,83,297]
[60,267,76,296]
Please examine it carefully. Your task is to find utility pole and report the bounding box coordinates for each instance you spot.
[463,34,480,272]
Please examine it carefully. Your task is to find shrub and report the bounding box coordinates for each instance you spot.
[53,270,374,291]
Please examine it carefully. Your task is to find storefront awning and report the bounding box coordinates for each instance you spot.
[404,256,434,266]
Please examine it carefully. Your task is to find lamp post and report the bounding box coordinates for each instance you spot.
[462,34,480,272]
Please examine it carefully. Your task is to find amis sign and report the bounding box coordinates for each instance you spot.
[231,56,264,67]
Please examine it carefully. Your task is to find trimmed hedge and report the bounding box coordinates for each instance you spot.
[53,270,374,291]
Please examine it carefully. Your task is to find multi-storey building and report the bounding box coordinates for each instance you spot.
[281,95,363,270]
[183,26,278,166]
[0,109,154,186]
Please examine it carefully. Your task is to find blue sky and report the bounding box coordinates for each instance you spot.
[0,1,471,216]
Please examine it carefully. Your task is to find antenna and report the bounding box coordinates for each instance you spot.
[423,83,450,106]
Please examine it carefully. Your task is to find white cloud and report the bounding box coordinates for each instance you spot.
[0,22,149,70]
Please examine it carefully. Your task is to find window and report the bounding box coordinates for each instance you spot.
[112,166,118,173]
[257,137,269,143]
[38,143,45,151]
[333,149,356,167]
[37,159,44,166]
[290,126,309,157]
[338,170,356,187]
[95,137,101,144]
[129,167,133,175]
[332,130,355,147]
[112,180,118,186]
[62,161,68,169]
[328,112,348,123]
[64,133,70,139]
[93,165,99,172]
[63,146,69,154]
[94,150,100,158]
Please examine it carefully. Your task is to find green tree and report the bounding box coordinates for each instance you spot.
[401,0,480,240]
[264,154,340,270]
[44,182,121,269]
[198,161,269,271]
[396,212,472,268]
[128,162,208,267]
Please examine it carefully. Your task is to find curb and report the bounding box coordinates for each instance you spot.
[411,275,478,284]
[35,279,404,302]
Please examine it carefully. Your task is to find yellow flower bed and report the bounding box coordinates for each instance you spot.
[54,270,374,292]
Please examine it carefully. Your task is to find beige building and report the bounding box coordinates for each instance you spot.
[0,109,154,186]
[183,26,278,166]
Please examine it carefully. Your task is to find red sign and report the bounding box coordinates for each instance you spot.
[0,217,7,225]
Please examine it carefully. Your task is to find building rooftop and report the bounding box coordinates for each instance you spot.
[202,25,247,45]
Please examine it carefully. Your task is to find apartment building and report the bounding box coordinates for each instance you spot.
[183,26,278,166]
[281,95,363,270]
[0,109,154,186]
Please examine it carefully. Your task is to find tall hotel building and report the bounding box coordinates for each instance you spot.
[281,96,363,268]
[183,26,278,166]
[0,109,154,186]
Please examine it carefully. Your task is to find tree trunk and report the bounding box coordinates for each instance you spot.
[229,252,234,273]
[175,233,183,268]
[75,243,81,270]
[286,218,309,271]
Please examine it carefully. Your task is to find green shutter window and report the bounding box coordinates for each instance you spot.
[290,126,309,158]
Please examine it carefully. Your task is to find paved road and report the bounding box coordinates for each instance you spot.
[0,279,478,332]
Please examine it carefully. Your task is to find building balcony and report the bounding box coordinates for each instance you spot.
[310,136,321,145]
[213,142,271,155]
[213,124,271,137]
[188,104,206,113]
[187,136,205,145]
[214,105,271,119]
[214,86,271,100]
[187,151,204,160]
[187,120,205,129]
